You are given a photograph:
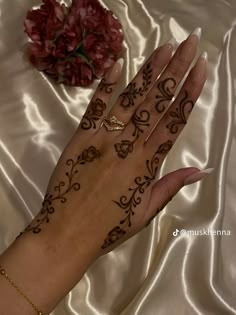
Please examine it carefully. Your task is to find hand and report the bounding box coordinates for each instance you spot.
[0,28,208,315]
[18,28,207,257]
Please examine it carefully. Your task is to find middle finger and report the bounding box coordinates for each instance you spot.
[115,28,201,159]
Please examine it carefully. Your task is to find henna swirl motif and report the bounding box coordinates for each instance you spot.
[102,140,173,249]
[166,91,194,134]
[99,78,115,94]
[155,78,176,113]
[120,62,153,108]
[17,146,101,236]
[81,98,106,130]
[114,110,150,159]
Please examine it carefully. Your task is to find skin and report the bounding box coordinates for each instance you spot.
[0,32,207,314]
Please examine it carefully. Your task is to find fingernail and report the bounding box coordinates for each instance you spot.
[105,58,124,82]
[166,37,177,49]
[184,168,214,186]
[191,51,208,82]
[117,58,124,69]
[200,51,208,62]
[189,27,202,40]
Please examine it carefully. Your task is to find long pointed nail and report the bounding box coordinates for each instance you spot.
[117,58,124,69]
[189,27,202,40]
[166,37,177,48]
[191,50,208,82]
[200,51,208,62]
[184,168,214,186]
[105,58,124,82]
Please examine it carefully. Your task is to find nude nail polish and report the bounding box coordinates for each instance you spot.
[117,58,124,69]
[166,37,177,49]
[105,58,124,82]
[184,168,214,186]
[200,51,208,62]
[191,51,208,81]
[189,27,202,40]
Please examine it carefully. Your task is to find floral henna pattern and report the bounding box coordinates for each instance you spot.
[99,78,115,94]
[81,98,106,130]
[155,78,176,113]
[115,140,133,159]
[114,110,150,159]
[17,146,101,237]
[166,91,194,134]
[102,226,126,249]
[102,140,173,249]
[120,62,153,108]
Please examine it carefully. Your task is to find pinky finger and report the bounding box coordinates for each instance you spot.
[144,167,213,227]
[78,58,124,133]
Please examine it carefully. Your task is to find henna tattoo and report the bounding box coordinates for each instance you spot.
[155,78,176,113]
[99,78,115,94]
[114,77,177,159]
[102,226,126,249]
[120,62,153,108]
[81,98,106,130]
[114,109,150,159]
[166,91,194,134]
[17,146,101,237]
[115,140,133,159]
[102,140,173,249]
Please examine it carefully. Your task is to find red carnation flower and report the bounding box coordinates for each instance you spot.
[24,0,124,87]
[47,57,94,86]
[24,0,67,42]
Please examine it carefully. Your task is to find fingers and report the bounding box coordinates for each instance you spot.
[105,39,176,127]
[146,51,207,149]
[124,28,201,146]
[144,168,197,226]
[145,167,213,227]
[78,59,124,133]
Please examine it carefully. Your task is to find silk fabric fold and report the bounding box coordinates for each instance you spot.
[0,0,236,314]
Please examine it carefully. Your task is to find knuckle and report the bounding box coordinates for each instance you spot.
[167,55,189,79]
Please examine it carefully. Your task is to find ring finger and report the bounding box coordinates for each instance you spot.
[78,58,124,134]
[122,27,201,152]
[102,39,176,130]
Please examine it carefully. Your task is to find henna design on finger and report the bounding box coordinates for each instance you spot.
[102,140,173,249]
[155,78,176,113]
[166,91,194,134]
[99,78,115,94]
[114,77,176,159]
[81,98,106,130]
[114,110,150,159]
[120,62,153,108]
[16,146,101,237]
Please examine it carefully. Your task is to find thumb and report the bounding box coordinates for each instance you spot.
[145,167,214,227]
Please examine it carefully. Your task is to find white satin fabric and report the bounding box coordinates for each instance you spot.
[0,0,236,314]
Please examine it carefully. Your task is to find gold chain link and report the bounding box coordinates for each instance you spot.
[0,264,43,315]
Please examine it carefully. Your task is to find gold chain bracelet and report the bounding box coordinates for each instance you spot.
[0,264,43,315]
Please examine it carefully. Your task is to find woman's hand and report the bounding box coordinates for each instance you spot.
[20,28,207,256]
[0,28,208,315]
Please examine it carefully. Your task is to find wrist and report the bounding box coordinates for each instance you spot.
[0,224,96,314]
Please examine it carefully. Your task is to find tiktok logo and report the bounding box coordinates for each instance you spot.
[173,229,179,236]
